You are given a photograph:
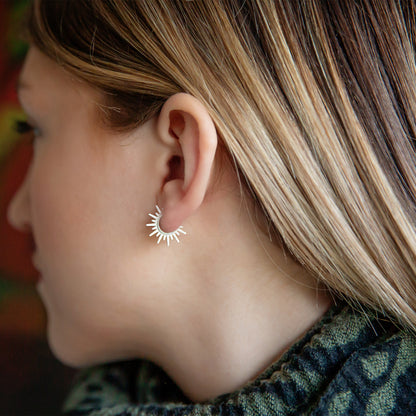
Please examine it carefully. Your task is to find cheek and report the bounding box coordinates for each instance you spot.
[31,158,92,261]
[28,147,148,312]
[29,152,117,307]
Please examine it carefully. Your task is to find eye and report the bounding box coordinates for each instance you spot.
[14,120,41,138]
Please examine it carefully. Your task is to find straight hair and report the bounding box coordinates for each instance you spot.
[27,0,416,331]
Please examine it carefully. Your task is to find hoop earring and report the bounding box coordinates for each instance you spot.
[146,205,186,246]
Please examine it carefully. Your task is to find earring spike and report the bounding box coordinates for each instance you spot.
[146,205,186,246]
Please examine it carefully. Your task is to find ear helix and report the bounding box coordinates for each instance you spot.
[146,205,186,246]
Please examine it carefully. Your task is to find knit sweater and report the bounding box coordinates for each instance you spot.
[63,303,416,415]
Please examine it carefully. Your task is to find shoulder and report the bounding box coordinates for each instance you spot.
[233,303,416,416]
[311,316,416,415]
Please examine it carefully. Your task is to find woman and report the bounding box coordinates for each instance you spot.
[7,0,416,414]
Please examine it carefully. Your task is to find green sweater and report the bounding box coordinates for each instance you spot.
[63,303,416,415]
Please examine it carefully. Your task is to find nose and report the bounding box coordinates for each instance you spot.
[7,172,32,232]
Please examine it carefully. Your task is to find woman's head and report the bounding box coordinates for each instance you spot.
[8,0,416,368]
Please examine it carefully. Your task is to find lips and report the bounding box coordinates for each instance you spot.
[29,233,41,273]
[31,253,41,273]
[29,233,37,253]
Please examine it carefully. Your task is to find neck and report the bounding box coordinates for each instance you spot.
[152,199,332,402]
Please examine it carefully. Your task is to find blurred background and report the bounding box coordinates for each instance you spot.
[0,1,75,414]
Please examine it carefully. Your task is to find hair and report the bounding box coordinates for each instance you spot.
[27,0,416,332]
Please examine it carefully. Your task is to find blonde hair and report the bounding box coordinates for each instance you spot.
[28,0,416,331]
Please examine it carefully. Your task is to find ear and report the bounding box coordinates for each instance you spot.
[156,93,217,232]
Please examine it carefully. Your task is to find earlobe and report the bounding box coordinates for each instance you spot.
[156,93,218,233]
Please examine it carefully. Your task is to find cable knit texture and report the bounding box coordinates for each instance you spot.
[63,304,416,415]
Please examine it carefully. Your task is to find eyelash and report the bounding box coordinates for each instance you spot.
[14,120,41,140]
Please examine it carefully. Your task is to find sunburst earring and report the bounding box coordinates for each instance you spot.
[146,205,186,246]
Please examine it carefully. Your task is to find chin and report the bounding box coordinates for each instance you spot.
[46,320,103,368]
[47,333,86,368]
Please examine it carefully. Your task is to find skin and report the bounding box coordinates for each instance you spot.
[8,47,331,402]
